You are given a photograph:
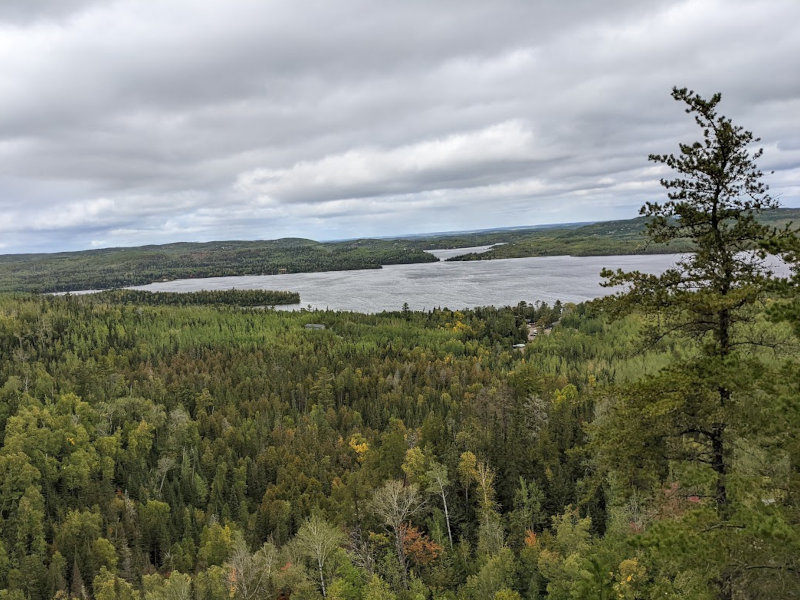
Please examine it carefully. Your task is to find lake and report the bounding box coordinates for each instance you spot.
[130,251,693,313]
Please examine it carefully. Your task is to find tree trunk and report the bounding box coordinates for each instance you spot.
[441,489,453,550]
[394,527,408,588]
[711,420,728,517]
[317,557,327,597]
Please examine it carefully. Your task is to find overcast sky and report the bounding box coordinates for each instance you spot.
[1,0,799,253]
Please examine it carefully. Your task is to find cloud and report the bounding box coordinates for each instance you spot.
[0,0,798,253]
[236,121,543,204]
[0,0,103,24]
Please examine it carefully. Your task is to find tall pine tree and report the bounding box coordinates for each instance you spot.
[597,88,797,599]
[601,86,779,514]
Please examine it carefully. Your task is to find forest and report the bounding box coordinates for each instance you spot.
[0,262,797,600]
[0,91,799,600]
[82,290,301,308]
[0,240,437,295]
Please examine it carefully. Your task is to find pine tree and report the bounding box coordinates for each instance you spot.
[601,86,779,515]
[595,87,800,600]
[70,555,87,600]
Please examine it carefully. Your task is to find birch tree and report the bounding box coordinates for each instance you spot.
[294,515,344,598]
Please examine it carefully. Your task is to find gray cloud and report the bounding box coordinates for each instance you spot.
[0,0,103,24]
[1,0,799,252]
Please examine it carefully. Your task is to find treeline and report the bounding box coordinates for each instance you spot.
[86,289,300,307]
[0,238,437,294]
[445,208,800,261]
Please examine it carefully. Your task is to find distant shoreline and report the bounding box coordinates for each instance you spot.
[3,208,797,294]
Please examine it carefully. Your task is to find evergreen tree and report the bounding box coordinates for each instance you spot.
[598,88,796,599]
[601,86,780,514]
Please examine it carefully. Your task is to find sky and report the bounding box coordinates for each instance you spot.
[1,0,799,254]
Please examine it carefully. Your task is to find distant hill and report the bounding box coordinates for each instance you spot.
[1,208,797,293]
[0,238,436,293]
[381,220,597,242]
[443,207,800,262]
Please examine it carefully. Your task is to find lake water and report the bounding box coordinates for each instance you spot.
[131,251,693,313]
